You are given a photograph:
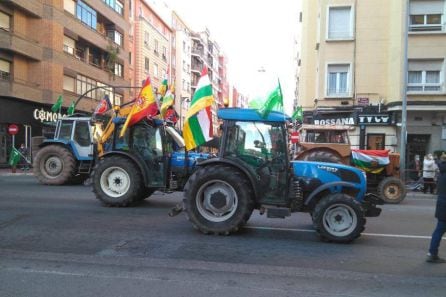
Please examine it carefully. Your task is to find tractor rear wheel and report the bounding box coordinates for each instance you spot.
[301,150,342,163]
[313,193,366,243]
[33,145,76,185]
[378,176,406,204]
[183,165,254,235]
[92,156,142,207]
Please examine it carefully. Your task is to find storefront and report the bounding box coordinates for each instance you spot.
[306,109,397,151]
[0,97,68,167]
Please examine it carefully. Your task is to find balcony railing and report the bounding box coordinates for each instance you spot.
[407,83,442,92]
[0,70,11,81]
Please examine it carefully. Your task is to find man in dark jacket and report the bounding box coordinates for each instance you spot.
[426,153,446,263]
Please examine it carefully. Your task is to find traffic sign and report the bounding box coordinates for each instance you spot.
[8,124,19,135]
[290,131,299,143]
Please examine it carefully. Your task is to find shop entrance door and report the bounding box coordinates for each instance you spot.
[407,134,430,178]
[367,133,385,150]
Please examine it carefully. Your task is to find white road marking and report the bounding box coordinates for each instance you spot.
[244,226,435,239]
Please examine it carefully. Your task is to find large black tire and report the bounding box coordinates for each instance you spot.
[183,165,254,235]
[301,150,342,163]
[312,193,366,243]
[33,145,76,185]
[378,176,406,204]
[92,156,143,207]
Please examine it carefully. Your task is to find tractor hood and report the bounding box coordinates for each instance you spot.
[291,160,367,201]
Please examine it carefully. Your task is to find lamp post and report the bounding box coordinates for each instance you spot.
[400,0,409,180]
[179,96,190,130]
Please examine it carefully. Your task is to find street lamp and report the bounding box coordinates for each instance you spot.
[179,96,190,130]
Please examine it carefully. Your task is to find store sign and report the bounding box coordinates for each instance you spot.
[33,108,67,123]
[8,124,19,135]
[358,114,391,125]
[314,117,356,126]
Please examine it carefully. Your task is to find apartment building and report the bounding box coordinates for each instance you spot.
[298,0,446,167]
[191,29,229,130]
[0,0,130,166]
[171,11,192,128]
[129,0,171,97]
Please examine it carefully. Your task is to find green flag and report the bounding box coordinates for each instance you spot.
[248,97,266,109]
[51,95,63,113]
[8,147,20,167]
[258,81,283,118]
[67,101,75,115]
[292,106,303,122]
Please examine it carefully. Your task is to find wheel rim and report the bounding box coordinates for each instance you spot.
[384,183,401,200]
[322,203,357,237]
[100,166,131,198]
[43,156,63,177]
[196,179,238,222]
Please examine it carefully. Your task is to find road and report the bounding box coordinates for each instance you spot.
[0,175,445,297]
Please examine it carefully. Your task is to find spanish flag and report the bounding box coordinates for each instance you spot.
[119,76,158,137]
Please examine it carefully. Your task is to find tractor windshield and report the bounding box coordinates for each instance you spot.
[224,121,287,168]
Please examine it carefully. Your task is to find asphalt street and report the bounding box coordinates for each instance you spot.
[0,175,445,297]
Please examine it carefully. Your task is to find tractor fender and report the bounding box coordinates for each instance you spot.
[99,151,150,184]
[304,181,362,206]
[197,158,260,199]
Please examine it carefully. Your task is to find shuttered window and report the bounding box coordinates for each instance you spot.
[328,6,352,39]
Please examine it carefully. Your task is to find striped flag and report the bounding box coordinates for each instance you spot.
[119,76,158,137]
[183,67,214,151]
[351,149,390,174]
[160,85,175,118]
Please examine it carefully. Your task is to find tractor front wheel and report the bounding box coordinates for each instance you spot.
[183,165,254,235]
[92,156,142,207]
[312,193,366,243]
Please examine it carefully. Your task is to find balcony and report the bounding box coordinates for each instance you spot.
[2,0,43,18]
[0,29,42,61]
[0,77,42,102]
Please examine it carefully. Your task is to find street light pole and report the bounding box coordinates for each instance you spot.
[179,97,190,130]
[400,0,409,180]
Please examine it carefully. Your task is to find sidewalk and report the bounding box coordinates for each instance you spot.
[0,167,34,176]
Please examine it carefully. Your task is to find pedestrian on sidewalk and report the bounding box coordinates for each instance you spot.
[426,153,446,263]
[422,154,438,194]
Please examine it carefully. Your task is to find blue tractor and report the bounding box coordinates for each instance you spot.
[33,115,94,185]
[181,108,382,243]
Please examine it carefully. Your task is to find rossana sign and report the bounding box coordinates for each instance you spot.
[314,117,355,126]
[33,108,67,123]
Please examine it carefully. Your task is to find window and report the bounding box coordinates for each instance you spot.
[63,36,75,55]
[114,93,122,106]
[410,0,443,31]
[408,60,443,92]
[76,74,97,98]
[327,6,352,39]
[103,0,123,15]
[107,30,122,46]
[154,39,159,54]
[144,57,150,72]
[113,63,123,77]
[144,31,150,47]
[0,59,11,81]
[0,10,10,31]
[63,0,76,15]
[63,75,75,92]
[76,1,97,30]
[153,63,158,78]
[74,121,90,147]
[327,64,350,96]
[162,46,167,60]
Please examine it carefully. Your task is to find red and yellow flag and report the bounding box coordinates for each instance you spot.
[119,76,158,137]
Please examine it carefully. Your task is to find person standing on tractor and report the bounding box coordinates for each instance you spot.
[426,153,446,263]
[422,154,438,194]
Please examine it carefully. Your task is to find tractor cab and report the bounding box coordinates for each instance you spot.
[218,111,290,204]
